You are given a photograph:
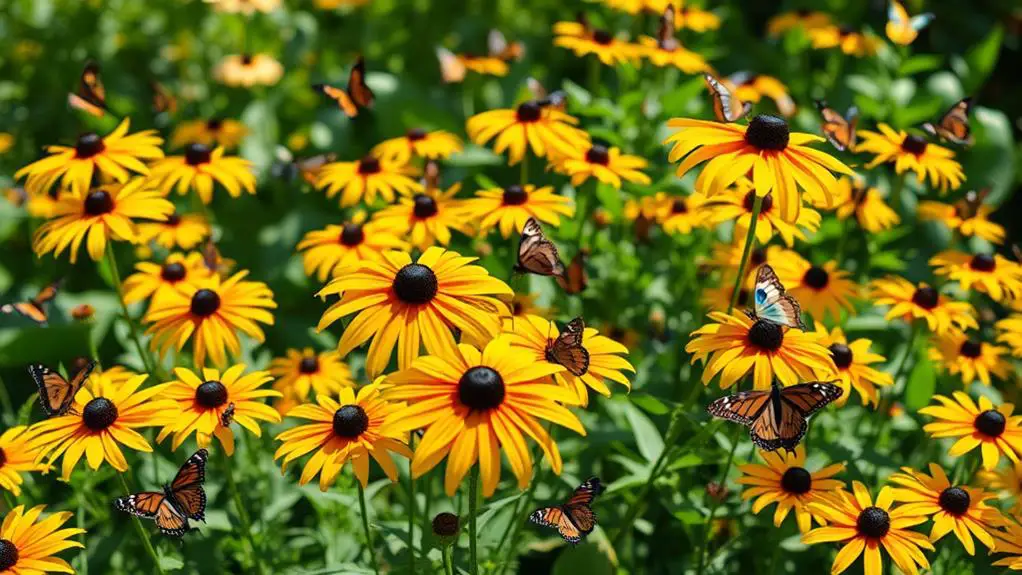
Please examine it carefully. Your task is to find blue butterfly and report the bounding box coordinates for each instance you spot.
[745,264,805,329]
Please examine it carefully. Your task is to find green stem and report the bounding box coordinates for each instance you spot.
[890,172,907,216]
[728,194,764,314]
[868,322,920,484]
[495,467,544,575]
[357,482,380,575]
[220,449,265,575]
[408,435,416,575]
[117,474,165,575]
[77,491,89,575]
[105,244,157,376]
[2,490,16,512]
[520,153,529,187]
[443,545,455,575]
[834,216,852,267]
[469,466,479,575]
[0,374,13,425]
[587,56,601,96]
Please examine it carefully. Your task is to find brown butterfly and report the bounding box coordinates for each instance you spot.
[28,360,96,417]
[954,188,990,220]
[814,100,859,152]
[526,78,567,111]
[704,73,750,123]
[220,402,236,427]
[2,281,60,325]
[515,218,565,277]
[68,61,108,118]
[313,56,375,117]
[488,29,525,61]
[922,97,973,146]
[114,449,208,537]
[657,5,679,51]
[423,160,441,190]
[150,80,177,115]
[556,249,589,295]
[529,477,604,545]
[544,317,590,376]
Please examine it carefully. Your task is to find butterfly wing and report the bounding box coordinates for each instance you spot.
[114,492,167,520]
[565,476,605,507]
[705,74,750,123]
[155,499,191,537]
[707,389,771,426]
[752,264,805,329]
[749,382,842,451]
[657,6,677,49]
[28,363,91,417]
[556,251,589,295]
[780,381,843,418]
[151,80,177,115]
[887,1,909,28]
[80,61,106,104]
[530,506,582,544]
[4,302,47,324]
[437,47,467,83]
[313,83,357,117]
[346,57,375,110]
[488,29,508,58]
[546,318,590,376]
[220,402,236,427]
[170,449,208,521]
[937,98,973,145]
[516,218,565,276]
[814,100,852,152]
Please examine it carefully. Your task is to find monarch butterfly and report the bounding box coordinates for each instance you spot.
[28,360,96,418]
[922,97,973,146]
[529,477,605,545]
[656,5,679,51]
[150,80,177,115]
[2,281,60,325]
[556,249,589,295]
[220,402,236,427]
[515,217,565,277]
[707,380,842,452]
[744,264,805,330]
[114,449,208,537]
[488,29,525,61]
[954,188,989,220]
[885,1,934,46]
[544,317,590,376]
[814,100,859,152]
[313,56,375,118]
[704,73,751,123]
[68,61,108,118]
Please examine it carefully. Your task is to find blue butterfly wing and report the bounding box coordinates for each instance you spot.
[752,265,805,329]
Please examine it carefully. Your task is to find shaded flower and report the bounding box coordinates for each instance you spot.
[928,330,1011,387]
[0,427,47,497]
[767,9,833,36]
[137,210,211,250]
[996,314,1022,357]
[918,197,1005,244]
[215,53,284,87]
[637,35,709,73]
[823,177,900,233]
[269,348,354,405]
[553,141,650,188]
[656,192,708,235]
[170,118,249,150]
[372,129,463,165]
[976,459,1022,516]
[809,25,881,57]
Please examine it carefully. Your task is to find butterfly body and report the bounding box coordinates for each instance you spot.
[922,98,973,146]
[220,402,236,427]
[28,361,95,417]
[529,477,605,545]
[745,264,805,330]
[544,317,590,376]
[114,449,208,537]
[814,100,859,152]
[707,381,842,452]
[68,61,108,118]
[886,1,934,45]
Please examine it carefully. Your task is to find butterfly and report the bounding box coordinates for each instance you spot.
[114,449,208,537]
[436,47,467,83]
[4,187,28,207]
[28,360,96,417]
[312,56,375,118]
[954,188,990,220]
[544,317,590,377]
[2,281,60,325]
[707,380,842,452]
[68,61,108,118]
[886,1,934,46]
[529,477,605,545]
[422,160,441,190]
[272,148,336,184]
[704,74,751,123]
[201,239,236,277]
[515,217,565,277]
[744,264,805,330]
[488,29,525,61]
[556,249,589,295]
[814,100,859,152]
[220,402,236,427]
[922,97,973,146]
[656,5,679,51]
[150,80,177,115]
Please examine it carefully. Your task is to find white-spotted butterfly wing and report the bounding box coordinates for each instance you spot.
[751,264,805,329]
[28,361,95,417]
[708,381,842,452]
[704,74,751,123]
[113,449,208,537]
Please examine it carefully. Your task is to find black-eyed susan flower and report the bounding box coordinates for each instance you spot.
[774,258,858,322]
[686,311,836,390]
[315,156,422,207]
[920,392,1022,470]
[667,2,721,32]
[461,184,574,239]
[824,176,900,233]
[384,336,584,496]
[809,25,881,57]
[0,505,85,574]
[317,247,512,377]
[767,9,832,36]
[143,271,276,367]
[509,293,549,320]
[553,142,651,189]
[624,192,664,222]
[736,446,846,533]
[870,277,977,335]
[506,314,634,407]
[0,427,46,497]
[270,348,354,404]
[150,144,256,205]
[371,129,463,165]
[156,365,281,455]
[274,385,411,490]
[813,325,892,407]
[122,251,211,307]
[28,368,170,480]
[14,119,164,196]
[599,0,645,15]
[170,117,249,150]
[215,53,284,87]
[997,314,1022,357]
[918,197,1005,244]
[991,515,1022,570]
[205,0,280,13]
[803,482,933,575]
[371,185,471,250]
[637,35,709,73]
[553,18,639,66]
[137,210,211,250]
[929,251,1022,303]
[656,192,708,235]
[889,464,1000,555]
[857,126,964,193]
[466,101,590,165]
[977,459,1022,515]
[664,115,853,223]
[32,178,174,264]
[297,212,409,282]
[702,186,821,247]
[928,330,1011,387]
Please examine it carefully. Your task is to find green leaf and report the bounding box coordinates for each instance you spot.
[623,402,664,463]
[630,392,670,416]
[962,26,1003,93]
[898,54,943,76]
[551,543,614,575]
[594,184,623,219]
[904,350,935,412]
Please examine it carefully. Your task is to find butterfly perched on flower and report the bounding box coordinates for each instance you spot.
[28,360,96,417]
[2,281,60,325]
[556,249,589,295]
[220,402,236,427]
[704,73,751,123]
[814,100,859,152]
[67,60,108,118]
[922,97,973,146]
[745,264,805,330]
[707,380,842,451]
[525,77,567,111]
[885,0,934,46]
[312,56,375,118]
[515,217,565,277]
[530,476,605,544]
[954,188,990,220]
[114,449,208,537]
[545,317,590,376]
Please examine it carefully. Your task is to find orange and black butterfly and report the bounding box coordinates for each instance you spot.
[707,380,842,452]
[114,449,208,537]
[68,61,108,118]
[220,402,236,427]
[529,477,605,545]
[313,57,375,118]
[2,281,60,325]
[954,188,989,220]
[150,80,177,115]
[922,97,973,146]
[704,73,750,123]
[814,100,859,152]
[28,360,96,417]
[515,218,565,277]
[556,249,589,295]
[544,317,590,376]
[488,29,525,61]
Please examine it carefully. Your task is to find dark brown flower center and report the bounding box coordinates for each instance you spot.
[585,144,610,165]
[458,366,505,411]
[196,380,228,408]
[516,101,542,123]
[84,190,114,216]
[190,288,221,317]
[959,340,983,358]
[358,157,381,175]
[240,54,254,65]
[406,128,427,141]
[593,29,614,45]
[0,539,18,571]
[502,185,528,206]
[432,512,460,537]
[856,506,890,539]
[750,248,767,267]
[938,486,971,516]
[165,212,181,226]
[911,286,939,310]
[838,25,856,37]
[901,135,928,156]
[974,410,1006,438]
[969,254,996,272]
[206,118,224,131]
[803,266,830,290]
[82,397,119,431]
[747,319,784,351]
[333,404,369,438]
[185,143,212,166]
[299,356,320,374]
[743,191,774,213]
[413,194,439,219]
[780,466,812,495]
[829,343,854,369]
[671,198,688,214]
[745,115,789,151]
[339,222,365,246]
[75,133,106,158]
[161,262,187,282]
[392,263,438,305]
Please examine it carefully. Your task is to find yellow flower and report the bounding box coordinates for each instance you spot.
[918,196,1005,244]
[215,53,284,87]
[150,144,257,205]
[767,10,833,36]
[461,184,574,239]
[314,0,370,7]
[920,392,1022,470]
[269,348,354,405]
[666,2,721,32]
[728,74,796,117]
[466,101,590,165]
[929,251,1022,303]
[813,325,893,407]
[0,505,85,574]
[0,427,47,496]
[991,515,1022,570]
[736,446,846,533]
[384,337,584,496]
[137,210,211,250]
[928,330,1012,387]
[296,211,409,282]
[371,184,471,250]
[996,314,1022,357]
[315,156,422,207]
[857,125,964,193]
[122,251,212,306]
[0,133,13,154]
[170,118,249,149]
[809,25,881,57]
[553,19,639,66]
[553,142,650,188]
[774,257,858,323]
[702,184,821,247]
[371,129,463,164]
[204,0,281,13]
[656,193,708,235]
[637,36,709,73]
[823,176,900,233]
[869,276,977,335]
[976,459,1022,516]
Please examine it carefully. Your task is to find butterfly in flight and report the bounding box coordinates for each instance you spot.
[529,477,605,545]
[272,147,336,185]
[814,100,859,152]
[922,97,973,146]
[150,80,177,115]
[68,61,108,118]
[954,188,989,221]
[556,249,589,295]
[488,29,525,61]
[707,380,842,452]
[28,360,96,417]
[515,217,565,277]
[544,317,590,377]
[704,73,751,123]
[885,0,934,46]
[2,281,60,325]
[114,449,208,537]
[744,264,805,330]
[655,5,679,51]
[313,56,375,118]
